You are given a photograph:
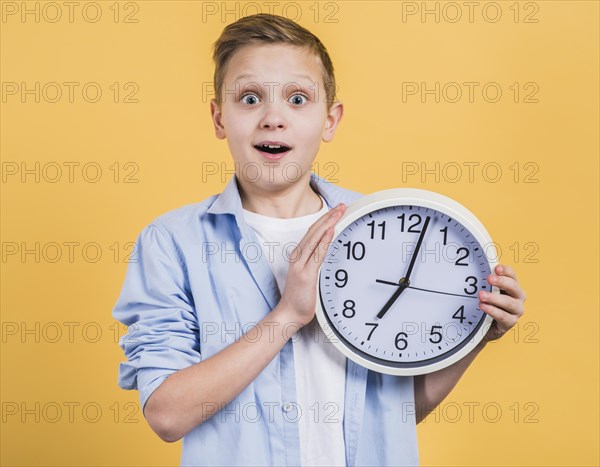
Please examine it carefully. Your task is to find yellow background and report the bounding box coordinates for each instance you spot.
[1,1,598,465]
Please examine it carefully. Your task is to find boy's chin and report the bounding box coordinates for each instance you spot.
[236,166,309,190]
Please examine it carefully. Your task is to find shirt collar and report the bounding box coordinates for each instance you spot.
[206,172,353,217]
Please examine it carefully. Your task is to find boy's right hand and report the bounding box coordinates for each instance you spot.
[278,202,347,328]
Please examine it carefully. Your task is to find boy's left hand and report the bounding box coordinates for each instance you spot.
[478,264,527,343]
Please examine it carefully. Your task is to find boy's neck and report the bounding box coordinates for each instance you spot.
[237,174,323,219]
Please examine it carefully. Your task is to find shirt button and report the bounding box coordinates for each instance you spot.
[282,402,293,413]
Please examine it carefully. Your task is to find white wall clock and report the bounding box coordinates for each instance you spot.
[315,188,498,376]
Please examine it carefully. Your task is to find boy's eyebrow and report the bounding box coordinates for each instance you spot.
[232,73,317,84]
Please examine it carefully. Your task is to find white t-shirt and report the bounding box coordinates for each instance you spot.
[242,195,347,467]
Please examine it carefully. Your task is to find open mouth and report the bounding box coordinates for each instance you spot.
[253,144,292,155]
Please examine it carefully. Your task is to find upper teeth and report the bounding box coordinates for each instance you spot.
[262,144,282,148]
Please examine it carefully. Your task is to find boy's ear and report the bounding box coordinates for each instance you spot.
[210,99,226,140]
[322,101,344,143]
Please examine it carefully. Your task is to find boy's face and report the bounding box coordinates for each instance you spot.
[210,43,343,193]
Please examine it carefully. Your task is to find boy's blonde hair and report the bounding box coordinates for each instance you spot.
[212,13,338,110]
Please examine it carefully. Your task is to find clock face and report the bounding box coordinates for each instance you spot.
[317,197,495,376]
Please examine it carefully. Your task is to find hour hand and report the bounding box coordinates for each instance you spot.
[376,279,401,287]
[376,277,409,319]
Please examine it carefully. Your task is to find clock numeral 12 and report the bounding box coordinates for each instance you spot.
[397,213,422,233]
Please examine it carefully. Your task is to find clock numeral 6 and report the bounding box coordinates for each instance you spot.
[342,241,365,261]
[342,299,356,318]
[429,325,443,344]
[395,332,408,351]
[334,269,348,288]
[464,276,478,295]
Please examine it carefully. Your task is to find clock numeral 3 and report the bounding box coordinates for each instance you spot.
[464,276,478,295]
[395,332,408,351]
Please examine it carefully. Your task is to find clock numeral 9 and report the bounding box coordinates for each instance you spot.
[365,322,379,340]
[395,332,408,351]
[397,213,422,233]
[334,269,348,288]
[367,220,386,240]
[342,241,365,261]
[464,276,478,295]
[342,299,356,318]
[429,325,443,344]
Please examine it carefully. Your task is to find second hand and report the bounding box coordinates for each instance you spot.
[375,279,478,299]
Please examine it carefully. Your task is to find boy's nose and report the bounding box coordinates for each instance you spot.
[259,104,288,129]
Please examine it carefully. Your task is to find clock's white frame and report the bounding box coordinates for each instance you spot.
[315,188,498,376]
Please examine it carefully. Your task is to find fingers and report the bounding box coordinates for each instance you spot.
[487,265,526,302]
[294,203,346,268]
[474,264,528,343]
[479,302,518,334]
[478,289,524,318]
[478,263,526,337]
[494,263,517,281]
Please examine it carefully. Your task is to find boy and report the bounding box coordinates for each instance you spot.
[113,13,526,466]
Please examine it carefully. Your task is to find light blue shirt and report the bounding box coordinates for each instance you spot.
[113,173,420,466]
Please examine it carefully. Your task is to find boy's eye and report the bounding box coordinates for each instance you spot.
[289,94,308,105]
[238,92,308,106]
[240,93,260,105]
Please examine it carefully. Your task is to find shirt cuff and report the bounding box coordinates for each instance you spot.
[138,369,177,414]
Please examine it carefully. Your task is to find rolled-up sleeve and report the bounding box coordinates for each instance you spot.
[112,222,201,412]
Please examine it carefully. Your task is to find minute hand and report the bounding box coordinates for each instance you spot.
[375,215,431,320]
[404,215,431,283]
